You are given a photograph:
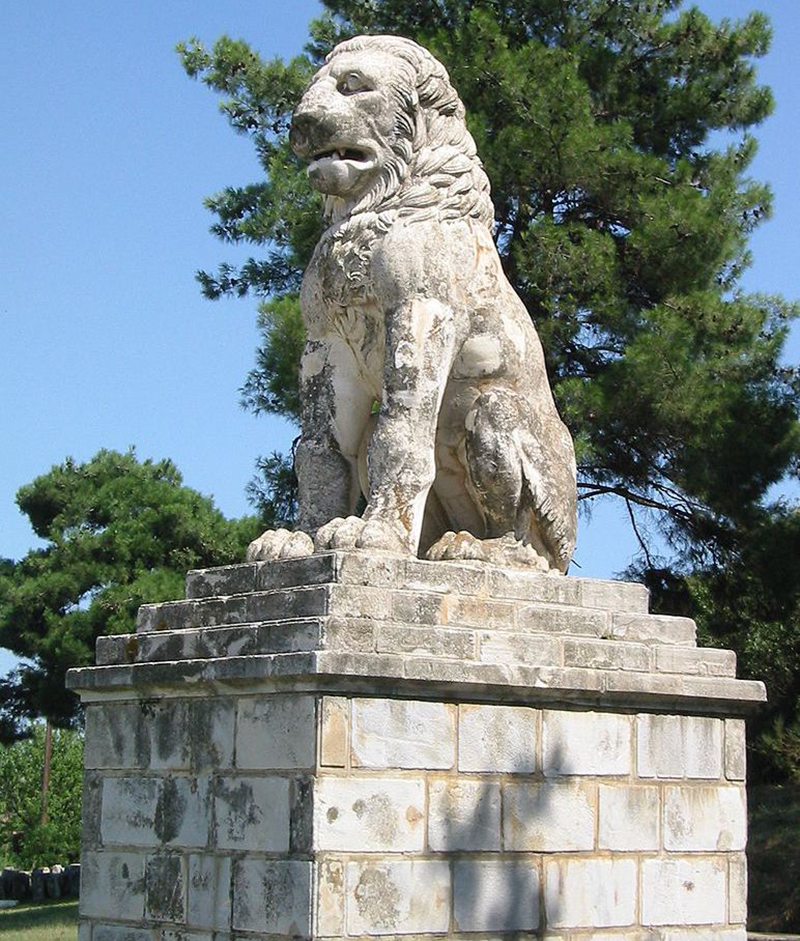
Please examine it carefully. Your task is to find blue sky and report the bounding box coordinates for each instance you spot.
[1,2,798,674]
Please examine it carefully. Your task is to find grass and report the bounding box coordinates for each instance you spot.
[0,899,78,939]
[748,783,800,934]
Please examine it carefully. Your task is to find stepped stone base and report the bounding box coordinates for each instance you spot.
[68,551,765,941]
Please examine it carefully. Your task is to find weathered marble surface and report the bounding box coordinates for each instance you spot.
[69,552,764,714]
[248,35,577,574]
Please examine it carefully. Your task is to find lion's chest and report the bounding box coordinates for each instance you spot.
[301,258,385,393]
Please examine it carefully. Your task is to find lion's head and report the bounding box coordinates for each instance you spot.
[291,35,494,230]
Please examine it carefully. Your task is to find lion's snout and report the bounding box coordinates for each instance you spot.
[291,83,350,160]
[289,108,323,159]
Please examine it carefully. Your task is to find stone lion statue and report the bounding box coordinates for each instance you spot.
[247,35,577,573]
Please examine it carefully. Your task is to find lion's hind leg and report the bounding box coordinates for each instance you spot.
[426,388,576,573]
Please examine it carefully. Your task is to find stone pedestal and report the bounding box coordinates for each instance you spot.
[68,551,765,941]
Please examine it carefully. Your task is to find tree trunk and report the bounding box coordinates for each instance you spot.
[41,719,53,826]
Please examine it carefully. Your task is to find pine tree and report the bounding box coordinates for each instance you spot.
[0,450,261,728]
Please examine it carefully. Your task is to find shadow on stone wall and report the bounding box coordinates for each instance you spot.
[436,738,563,935]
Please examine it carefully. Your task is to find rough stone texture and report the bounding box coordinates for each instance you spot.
[641,857,728,926]
[345,859,450,935]
[545,857,638,928]
[71,549,763,940]
[351,699,455,769]
[458,703,537,773]
[453,859,539,931]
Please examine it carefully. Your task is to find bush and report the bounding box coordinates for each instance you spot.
[0,725,83,869]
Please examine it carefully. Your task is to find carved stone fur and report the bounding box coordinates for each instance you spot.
[247,35,577,573]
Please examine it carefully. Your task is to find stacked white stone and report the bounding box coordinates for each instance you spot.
[70,551,762,941]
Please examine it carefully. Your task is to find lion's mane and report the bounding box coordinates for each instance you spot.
[320,36,496,293]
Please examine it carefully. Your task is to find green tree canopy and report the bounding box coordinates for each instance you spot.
[0,726,84,869]
[0,450,261,728]
[178,0,799,567]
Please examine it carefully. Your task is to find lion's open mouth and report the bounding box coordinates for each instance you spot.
[308,147,375,171]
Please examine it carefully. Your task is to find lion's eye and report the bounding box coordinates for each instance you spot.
[338,71,370,95]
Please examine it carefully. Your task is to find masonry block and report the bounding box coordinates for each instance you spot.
[638,714,724,779]
[641,857,728,926]
[69,550,764,940]
[345,859,450,935]
[504,781,595,851]
[428,779,501,851]
[663,784,747,851]
[187,854,231,930]
[313,777,425,851]
[543,709,632,776]
[458,703,537,772]
[235,695,316,770]
[453,859,539,931]
[545,857,637,928]
[232,859,312,935]
[598,784,660,850]
[351,698,456,769]
[213,776,290,851]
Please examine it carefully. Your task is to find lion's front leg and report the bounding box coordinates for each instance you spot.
[247,337,373,562]
[317,298,456,556]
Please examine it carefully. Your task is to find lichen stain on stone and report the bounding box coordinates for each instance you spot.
[354,866,400,930]
[263,867,293,923]
[154,777,187,843]
[352,793,397,844]
[221,780,259,841]
[324,861,343,890]
[124,635,139,663]
[154,705,182,765]
[666,805,688,840]
[327,806,339,823]
[139,698,158,719]
[147,854,184,920]
[185,700,220,768]
[405,804,423,826]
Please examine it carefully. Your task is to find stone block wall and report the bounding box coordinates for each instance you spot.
[78,691,748,941]
[68,552,764,941]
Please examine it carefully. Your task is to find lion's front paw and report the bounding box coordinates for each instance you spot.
[314,516,408,554]
[246,528,315,562]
